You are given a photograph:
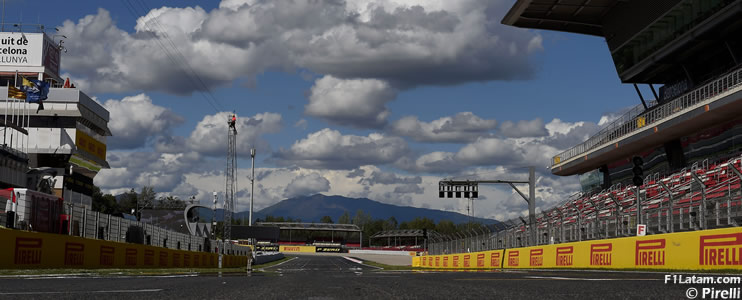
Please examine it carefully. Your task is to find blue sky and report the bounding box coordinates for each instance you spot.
[10,0,651,221]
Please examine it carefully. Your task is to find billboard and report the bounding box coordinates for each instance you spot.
[0,32,61,78]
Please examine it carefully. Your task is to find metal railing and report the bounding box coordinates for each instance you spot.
[429,156,742,255]
[552,66,742,167]
[3,203,247,256]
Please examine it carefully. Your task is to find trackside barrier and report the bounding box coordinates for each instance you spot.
[279,245,317,253]
[414,227,742,270]
[0,228,250,269]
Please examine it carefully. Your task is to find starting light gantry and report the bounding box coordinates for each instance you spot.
[438,167,537,246]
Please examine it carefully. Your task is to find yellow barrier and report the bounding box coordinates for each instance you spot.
[0,228,250,269]
[279,245,317,253]
[418,227,742,270]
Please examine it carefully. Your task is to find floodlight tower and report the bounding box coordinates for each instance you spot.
[224,113,238,242]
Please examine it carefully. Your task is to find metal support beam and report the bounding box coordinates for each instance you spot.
[691,172,707,230]
[633,83,648,110]
[649,84,659,100]
[726,41,739,65]
[659,181,674,233]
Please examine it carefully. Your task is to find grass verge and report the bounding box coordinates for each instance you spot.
[360,260,414,271]
[0,267,249,277]
[254,256,293,269]
[410,267,742,274]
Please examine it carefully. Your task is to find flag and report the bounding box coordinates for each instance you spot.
[7,85,25,99]
[63,77,71,88]
[22,77,33,89]
[19,77,49,112]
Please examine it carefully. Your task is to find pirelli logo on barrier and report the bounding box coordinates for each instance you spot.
[316,247,342,253]
[635,239,665,266]
[14,238,42,265]
[463,255,471,268]
[556,246,573,266]
[64,242,84,266]
[194,254,199,267]
[159,251,168,267]
[590,243,612,266]
[477,253,485,268]
[173,253,181,267]
[144,249,155,266]
[700,232,742,266]
[184,254,190,267]
[422,257,427,266]
[443,256,448,267]
[100,246,115,266]
[530,249,543,267]
[508,251,519,267]
[490,252,501,267]
[256,245,279,252]
[453,255,460,267]
[284,246,300,252]
[125,248,137,266]
[435,256,440,267]
[429,256,434,267]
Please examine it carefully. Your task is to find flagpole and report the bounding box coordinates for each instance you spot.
[4,81,8,146]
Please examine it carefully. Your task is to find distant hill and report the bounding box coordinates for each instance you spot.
[244,194,498,224]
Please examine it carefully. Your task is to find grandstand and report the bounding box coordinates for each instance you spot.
[256,222,362,251]
[431,0,742,254]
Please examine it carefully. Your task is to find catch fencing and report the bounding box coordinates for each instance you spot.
[429,156,742,255]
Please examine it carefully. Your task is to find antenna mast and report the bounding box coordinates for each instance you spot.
[224,113,238,242]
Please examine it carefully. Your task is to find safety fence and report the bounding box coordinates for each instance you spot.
[553,64,742,167]
[429,156,742,255]
[3,202,246,256]
[416,227,742,270]
[0,227,249,269]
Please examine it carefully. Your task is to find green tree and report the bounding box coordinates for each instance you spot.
[337,211,351,224]
[383,216,398,231]
[119,189,138,215]
[435,220,457,235]
[91,186,118,214]
[320,215,333,223]
[156,195,186,209]
[138,186,156,210]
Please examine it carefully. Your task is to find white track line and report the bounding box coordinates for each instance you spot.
[0,289,164,295]
[525,276,660,281]
[342,256,382,270]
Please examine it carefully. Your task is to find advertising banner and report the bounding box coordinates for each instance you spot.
[417,227,742,271]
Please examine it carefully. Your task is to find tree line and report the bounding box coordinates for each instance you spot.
[256,210,488,247]
[92,186,192,218]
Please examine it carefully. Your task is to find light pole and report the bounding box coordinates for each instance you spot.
[249,148,256,226]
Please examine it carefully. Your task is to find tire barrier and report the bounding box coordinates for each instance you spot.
[0,227,250,269]
[413,227,742,270]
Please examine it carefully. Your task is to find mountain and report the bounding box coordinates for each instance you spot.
[251,194,498,224]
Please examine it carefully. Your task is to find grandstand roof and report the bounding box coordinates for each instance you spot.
[502,0,619,36]
[256,222,361,232]
[370,229,443,239]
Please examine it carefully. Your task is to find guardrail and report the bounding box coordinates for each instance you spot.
[4,202,244,256]
[430,156,742,255]
[553,66,742,167]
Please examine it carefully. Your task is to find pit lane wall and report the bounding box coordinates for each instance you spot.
[412,227,742,270]
[0,227,250,269]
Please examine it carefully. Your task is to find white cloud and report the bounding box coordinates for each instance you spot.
[389,112,496,143]
[306,75,397,128]
[274,128,408,169]
[58,1,542,95]
[103,93,184,149]
[283,173,331,198]
[188,112,282,157]
[499,118,547,138]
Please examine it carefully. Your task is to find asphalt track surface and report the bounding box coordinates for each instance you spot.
[0,254,737,299]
